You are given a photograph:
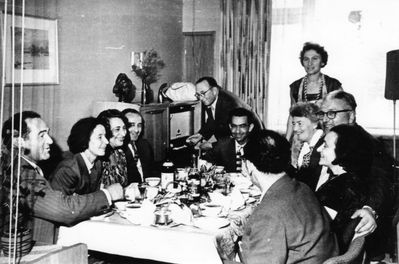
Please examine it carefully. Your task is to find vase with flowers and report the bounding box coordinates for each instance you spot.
[132,49,165,104]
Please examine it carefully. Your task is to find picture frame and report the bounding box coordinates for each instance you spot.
[1,13,59,85]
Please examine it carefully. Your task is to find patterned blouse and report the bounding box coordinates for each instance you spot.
[101,148,128,188]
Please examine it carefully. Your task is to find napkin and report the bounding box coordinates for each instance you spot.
[208,192,229,207]
[168,203,193,225]
[229,188,246,210]
[124,183,139,201]
[123,200,156,225]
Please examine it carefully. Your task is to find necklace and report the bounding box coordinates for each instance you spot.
[303,75,324,102]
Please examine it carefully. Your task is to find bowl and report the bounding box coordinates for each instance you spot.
[145,177,161,187]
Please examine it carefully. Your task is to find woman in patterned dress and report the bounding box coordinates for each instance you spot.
[97,109,130,188]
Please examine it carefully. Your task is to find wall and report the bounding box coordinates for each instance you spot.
[182,0,220,81]
[0,0,183,150]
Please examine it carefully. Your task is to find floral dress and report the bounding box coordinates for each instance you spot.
[101,148,128,187]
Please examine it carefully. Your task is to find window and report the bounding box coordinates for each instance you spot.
[268,0,399,135]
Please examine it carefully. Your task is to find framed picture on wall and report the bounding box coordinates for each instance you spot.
[1,13,58,85]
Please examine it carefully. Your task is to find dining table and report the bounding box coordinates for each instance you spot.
[57,172,258,264]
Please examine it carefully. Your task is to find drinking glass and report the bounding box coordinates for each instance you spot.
[138,183,147,202]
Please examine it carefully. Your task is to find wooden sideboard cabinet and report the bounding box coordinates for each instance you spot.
[92,100,201,163]
[140,103,169,162]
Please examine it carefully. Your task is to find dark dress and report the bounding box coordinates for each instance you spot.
[316,172,367,253]
[290,74,342,103]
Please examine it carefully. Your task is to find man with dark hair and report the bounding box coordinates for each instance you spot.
[239,129,338,263]
[204,108,255,172]
[0,111,123,245]
[186,76,263,150]
[318,90,394,262]
[122,108,155,183]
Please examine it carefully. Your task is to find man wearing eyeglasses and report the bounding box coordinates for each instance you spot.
[186,76,262,150]
[186,77,242,150]
[318,90,394,263]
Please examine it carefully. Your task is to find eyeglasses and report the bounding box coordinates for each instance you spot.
[195,87,212,98]
[316,109,352,120]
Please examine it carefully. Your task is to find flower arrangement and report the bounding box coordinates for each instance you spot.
[131,49,165,85]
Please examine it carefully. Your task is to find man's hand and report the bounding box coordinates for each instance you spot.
[351,208,377,236]
[199,141,213,151]
[186,133,203,146]
[105,183,124,201]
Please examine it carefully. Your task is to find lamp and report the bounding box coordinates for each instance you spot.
[385,49,399,261]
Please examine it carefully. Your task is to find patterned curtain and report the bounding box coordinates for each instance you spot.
[219,0,271,126]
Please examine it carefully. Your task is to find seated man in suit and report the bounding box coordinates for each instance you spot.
[318,90,394,262]
[204,108,255,172]
[122,108,155,183]
[239,129,338,263]
[186,76,263,150]
[0,111,123,245]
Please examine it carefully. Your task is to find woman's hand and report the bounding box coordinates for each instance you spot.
[351,207,377,236]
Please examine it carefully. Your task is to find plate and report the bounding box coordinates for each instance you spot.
[90,210,114,221]
[204,202,222,208]
[193,217,230,231]
[127,203,141,209]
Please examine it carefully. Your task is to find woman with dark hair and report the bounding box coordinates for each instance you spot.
[286,42,342,139]
[97,109,130,187]
[50,117,108,195]
[290,102,324,190]
[317,124,375,254]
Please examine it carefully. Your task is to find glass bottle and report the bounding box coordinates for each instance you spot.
[161,154,175,192]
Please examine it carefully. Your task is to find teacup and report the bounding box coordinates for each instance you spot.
[114,201,128,211]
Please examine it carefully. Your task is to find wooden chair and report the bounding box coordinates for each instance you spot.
[323,218,366,264]
[29,243,88,264]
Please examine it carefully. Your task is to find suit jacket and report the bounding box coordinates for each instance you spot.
[294,137,324,191]
[355,124,394,258]
[241,175,338,264]
[49,153,102,195]
[125,138,155,183]
[1,157,109,244]
[203,137,237,172]
[199,89,263,141]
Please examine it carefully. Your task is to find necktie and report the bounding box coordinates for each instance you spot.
[132,143,139,162]
[236,147,243,172]
[206,107,214,123]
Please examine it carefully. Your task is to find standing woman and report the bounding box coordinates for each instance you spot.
[290,102,324,190]
[50,117,109,195]
[97,109,130,188]
[286,42,342,139]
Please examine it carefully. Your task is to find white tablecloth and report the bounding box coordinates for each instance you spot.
[57,213,223,264]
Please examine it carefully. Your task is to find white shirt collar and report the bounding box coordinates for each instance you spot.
[80,152,94,173]
[235,141,246,154]
[210,95,218,112]
[308,129,323,147]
